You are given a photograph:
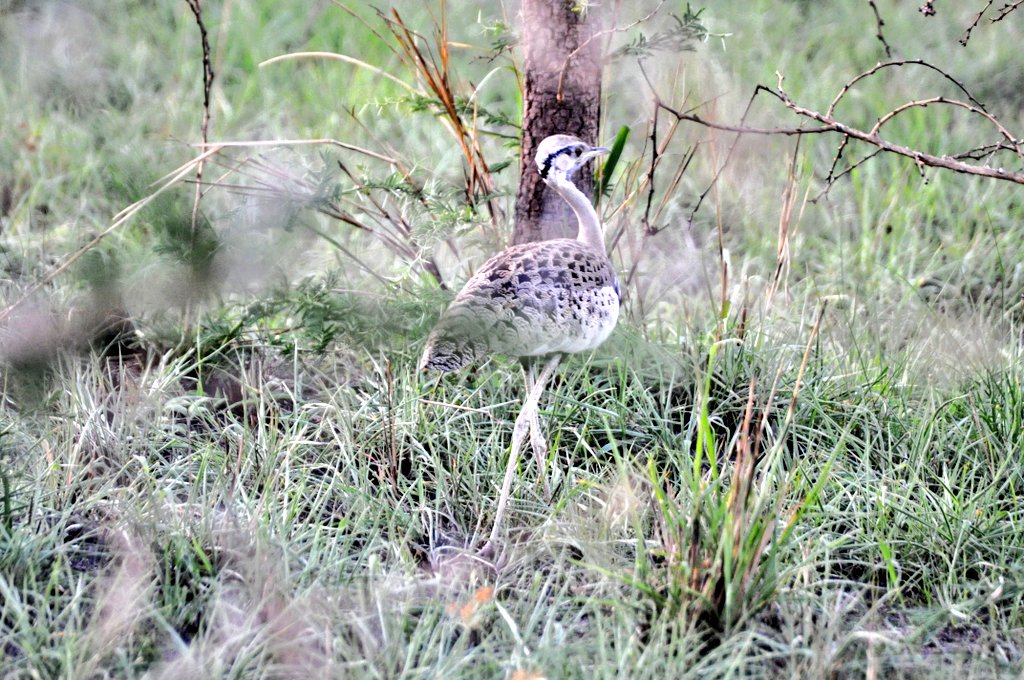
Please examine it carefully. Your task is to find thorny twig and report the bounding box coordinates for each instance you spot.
[952,140,1022,161]
[995,1,1024,21]
[958,0,1024,44]
[643,103,661,234]
[617,100,695,303]
[826,59,986,117]
[637,60,762,225]
[688,94,766,225]
[867,1,894,58]
[815,149,882,202]
[185,0,214,234]
[871,97,1021,157]
[632,62,700,235]
[666,92,1024,184]
[962,0,995,45]
[658,60,1024,203]
[819,59,989,192]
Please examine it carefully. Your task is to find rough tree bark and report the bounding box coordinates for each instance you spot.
[513,0,602,245]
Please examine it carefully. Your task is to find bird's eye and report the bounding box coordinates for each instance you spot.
[572,147,582,157]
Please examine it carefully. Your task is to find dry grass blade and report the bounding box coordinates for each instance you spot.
[195,138,400,165]
[381,6,499,218]
[786,299,828,425]
[259,51,417,92]
[765,140,808,306]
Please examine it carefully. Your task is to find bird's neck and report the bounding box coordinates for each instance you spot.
[551,176,604,251]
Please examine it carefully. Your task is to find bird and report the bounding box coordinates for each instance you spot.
[419,134,620,552]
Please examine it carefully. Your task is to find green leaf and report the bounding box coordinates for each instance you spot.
[596,125,630,202]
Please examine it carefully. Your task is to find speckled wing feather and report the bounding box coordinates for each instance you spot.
[420,238,620,372]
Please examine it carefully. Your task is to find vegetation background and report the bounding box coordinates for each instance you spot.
[1,0,1023,677]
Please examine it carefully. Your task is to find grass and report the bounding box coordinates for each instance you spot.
[2,0,1024,677]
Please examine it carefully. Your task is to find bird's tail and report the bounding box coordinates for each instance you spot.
[418,314,484,373]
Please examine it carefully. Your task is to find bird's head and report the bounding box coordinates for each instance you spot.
[535,134,609,184]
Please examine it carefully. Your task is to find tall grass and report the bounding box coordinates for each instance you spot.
[1,0,1023,677]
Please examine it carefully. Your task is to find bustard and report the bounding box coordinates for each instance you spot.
[420,134,619,551]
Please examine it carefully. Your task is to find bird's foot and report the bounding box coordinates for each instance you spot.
[477,538,499,562]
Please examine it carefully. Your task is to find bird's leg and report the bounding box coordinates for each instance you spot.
[529,406,551,500]
[528,354,561,490]
[522,361,552,501]
[481,389,532,556]
[484,354,562,552]
[522,358,536,396]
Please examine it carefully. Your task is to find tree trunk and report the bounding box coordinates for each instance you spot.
[513,0,602,245]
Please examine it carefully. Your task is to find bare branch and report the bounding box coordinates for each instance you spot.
[994,0,1024,21]
[813,149,883,202]
[809,60,991,197]
[185,0,214,234]
[961,0,995,45]
[869,96,1023,162]
[664,86,770,225]
[822,135,853,190]
[827,59,986,118]
[661,84,1024,187]
[952,140,1020,161]
[948,0,1023,43]
[867,1,894,58]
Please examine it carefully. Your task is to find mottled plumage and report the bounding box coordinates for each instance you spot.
[420,238,619,371]
[420,133,618,552]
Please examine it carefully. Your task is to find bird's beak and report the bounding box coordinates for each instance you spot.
[568,146,610,178]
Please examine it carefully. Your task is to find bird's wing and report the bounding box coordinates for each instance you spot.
[420,240,617,371]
